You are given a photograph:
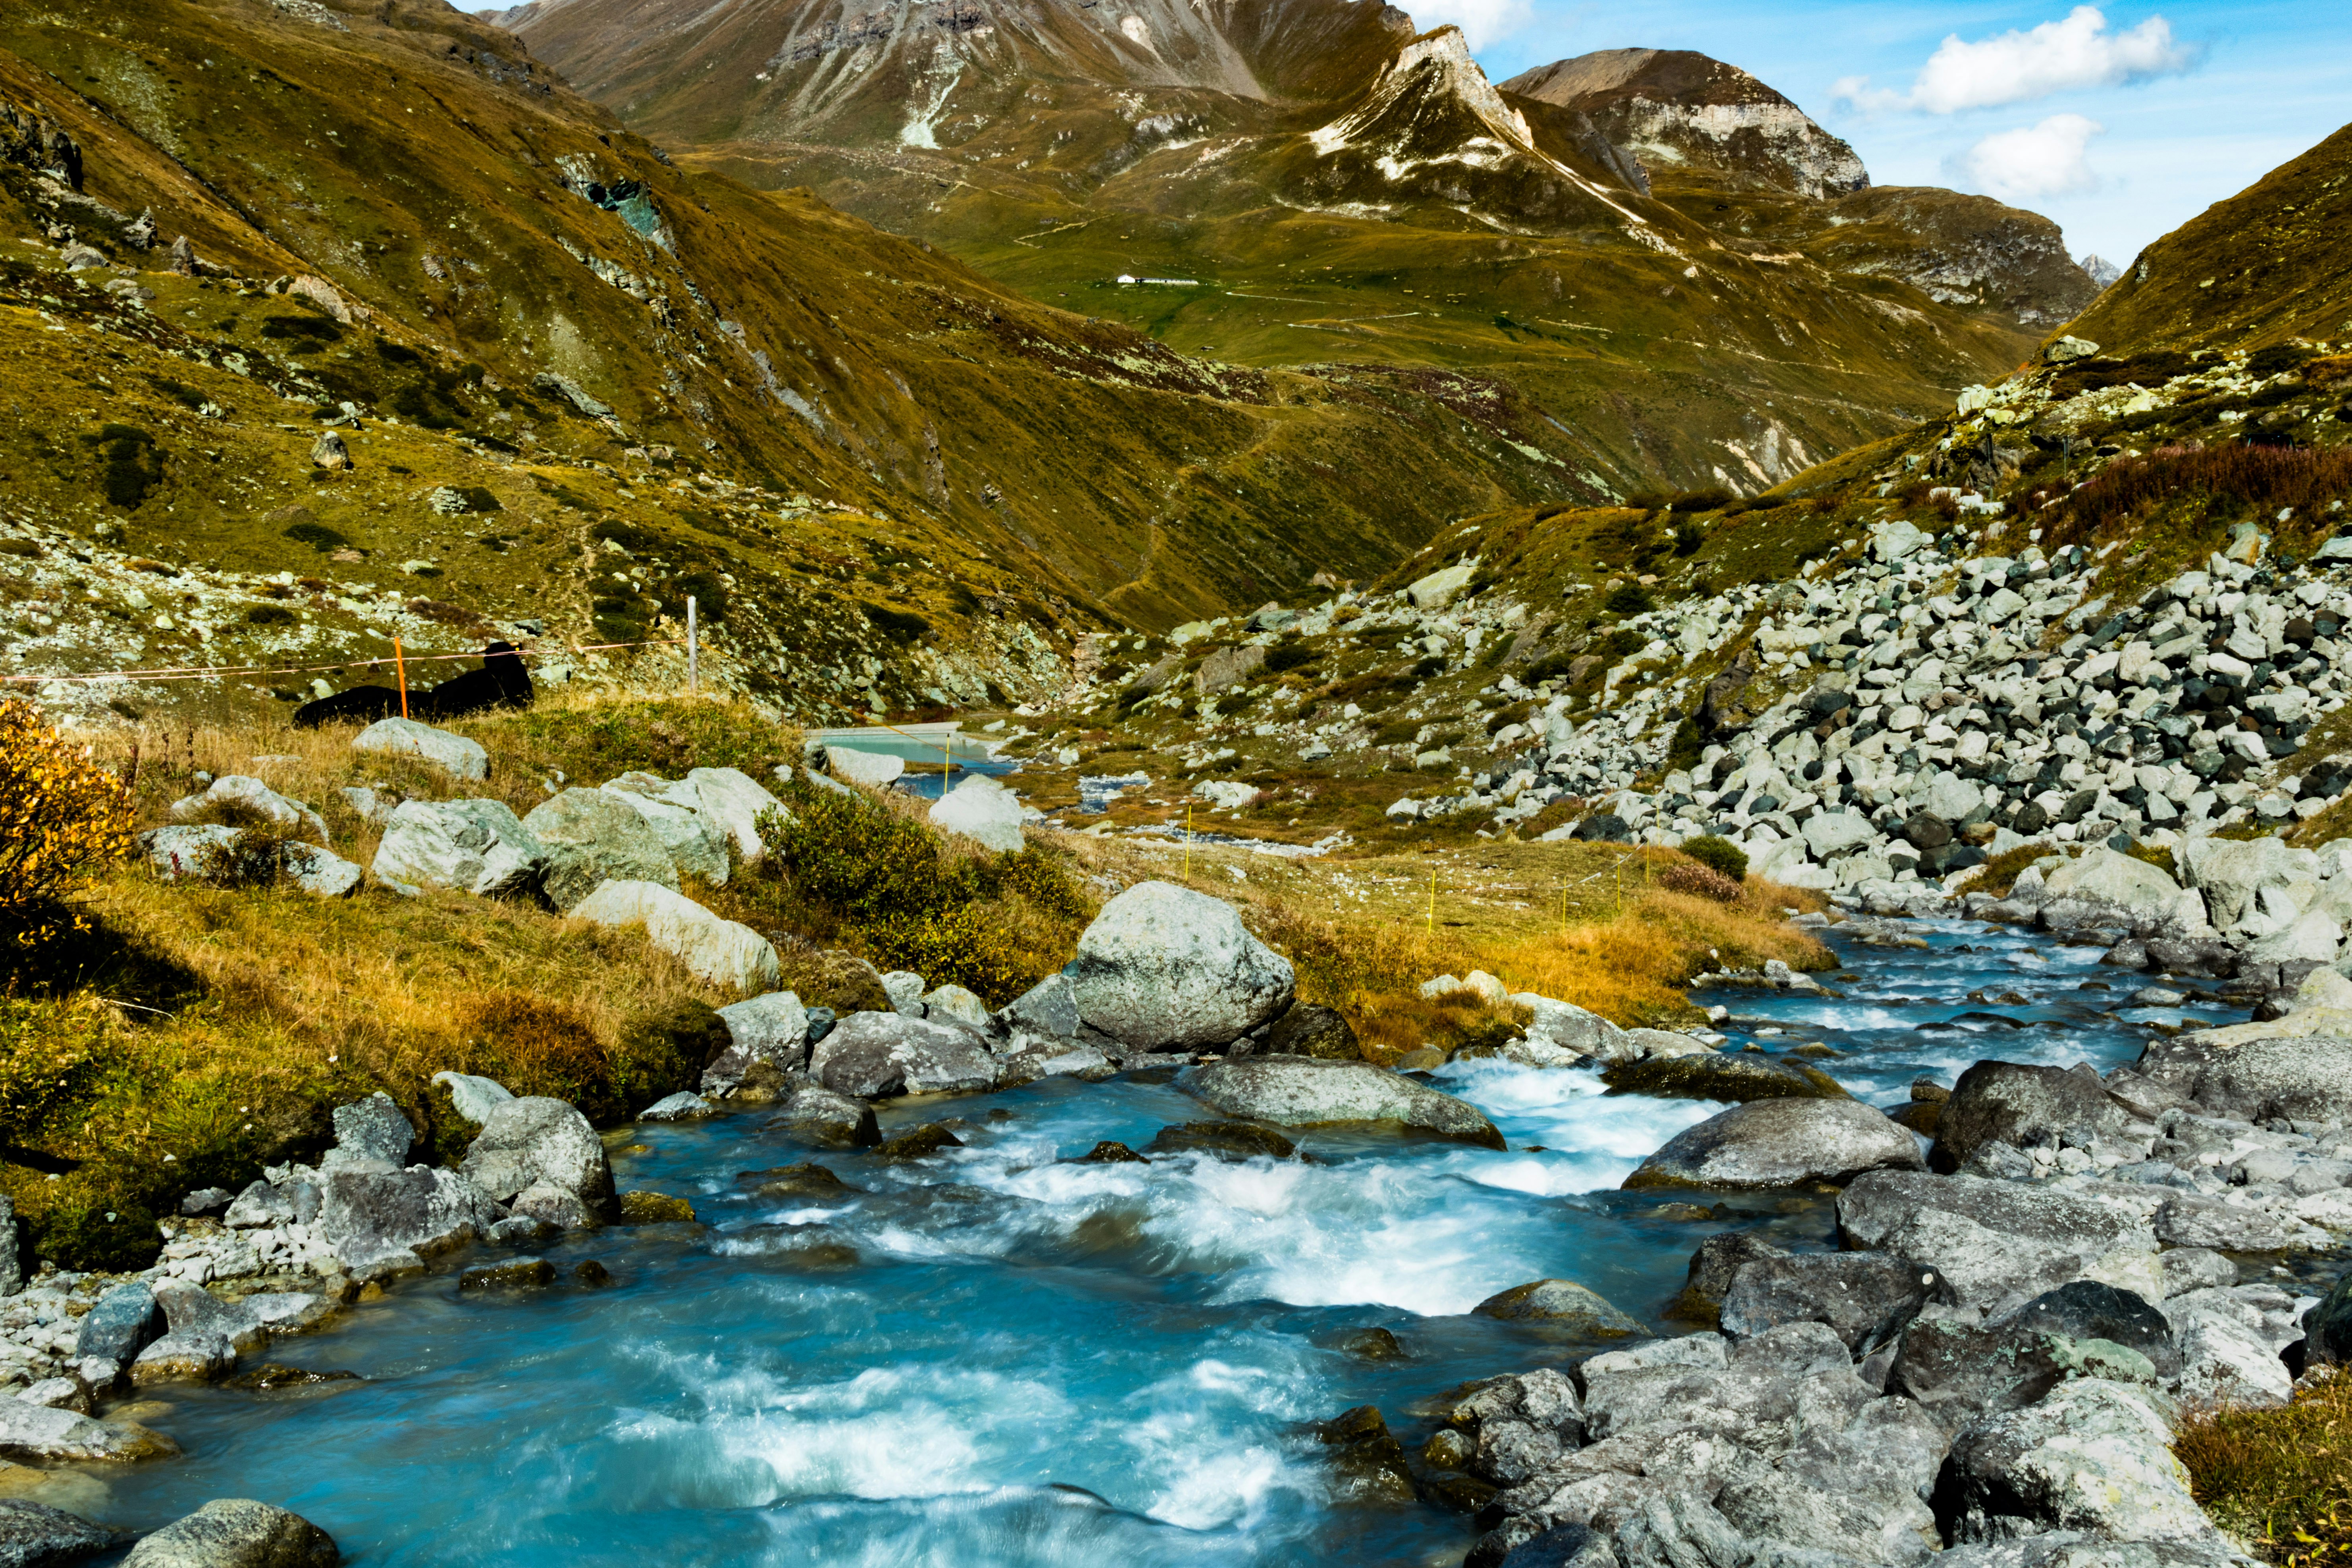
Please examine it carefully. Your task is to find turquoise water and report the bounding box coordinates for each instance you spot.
[80,917,2186,1564]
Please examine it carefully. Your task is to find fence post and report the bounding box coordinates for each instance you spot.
[393,637,408,720]
[686,596,698,697]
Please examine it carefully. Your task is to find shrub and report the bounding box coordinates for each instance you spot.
[245,604,298,626]
[1668,487,1735,513]
[0,701,137,949]
[668,570,730,621]
[195,831,304,890]
[1679,835,1748,882]
[1672,522,1705,556]
[85,424,161,509]
[863,604,931,643]
[1659,862,1742,902]
[2053,445,2352,545]
[1266,642,1318,673]
[0,995,118,1144]
[1605,583,1656,615]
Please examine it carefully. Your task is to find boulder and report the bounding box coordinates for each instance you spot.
[928,774,1025,853]
[568,880,780,993]
[168,775,329,844]
[703,991,811,1098]
[1930,1061,2145,1173]
[1714,1464,1941,1565]
[1438,1366,1585,1483]
[325,1092,414,1173]
[920,984,992,1032]
[460,1096,614,1218]
[1601,1054,1846,1103]
[429,1071,513,1125]
[351,717,487,780]
[318,1167,506,1271]
[1890,1313,2156,1420]
[764,1084,882,1148]
[2134,1032,2352,1122]
[807,1011,997,1098]
[120,1499,338,1568]
[1065,882,1294,1050]
[2042,848,2183,921]
[0,1499,115,1564]
[74,1280,166,1364]
[1472,1280,1645,1335]
[2168,1285,2303,1408]
[370,799,548,899]
[1802,812,1877,859]
[1936,1379,2215,1546]
[1719,1251,1944,1351]
[999,973,1084,1042]
[525,788,680,911]
[601,772,730,886]
[2177,835,2306,934]
[1509,993,1630,1061]
[1176,1057,1505,1148]
[1622,1099,1925,1190]
[1406,561,1476,611]
[682,766,785,863]
[1838,1171,2161,1315]
[1261,1003,1361,1061]
[639,1092,713,1121]
[0,1399,177,1462]
[2154,1192,2287,1252]
[825,746,903,787]
[1143,1121,1299,1160]
[140,824,243,881]
[281,843,362,899]
[2246,908,2344,963]
[2308,1266,2352,1366]
[1668,1234,1789,1326]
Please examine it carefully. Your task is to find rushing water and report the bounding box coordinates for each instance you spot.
[75,916,2227,1565]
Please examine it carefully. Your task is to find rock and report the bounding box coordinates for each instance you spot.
[1802,811,1876,858]
[1317,1403,1416,1503]
[485,1215,559,1247]
[2134,1032,2352,1123]
[351,717,487,780]
[2177,835,2305,934]
[1066,882,1294,1050]
[616,1191,697,1223]
[998,973,1083,1040]
[370,799,548,899]
[873,1123,964,1160]
[1142,1121,1300,1160]
[764,1085,881,1148]
[825,746,903,787]
[1891,1314,2151,1420]
[140,824,243,880]
[1438,1367,1585,1484]
[1260,1003,1360,1060]
[1838,1171,2161,1315]
[2042,848,2183,921]
[1714,1464,1940,1565]
[325,1093,414,1173]
[525,788,680,911]
[1668,1234,1790,1326]
[119,1498,337,1568]
[458,1256,558,1290]
[880,971,928,1016]
[2247,909,2344,963]
[1600,1054,1846,1103]
[1407,562,1477,611]
[1931,1061,2143,1173]
[460,1096,614,1218]
[168,775,329,844]
[0,1498,115,1563]
[2169,1285,2302,1408]
[2154,1192,2287,1252]
[919,984,991,1032]
[0,1400,177,1463]
[429,1071,513,1125]
[319,1167,505,1271]
[1494,1523,1615,1568]
[681,767,784,863]
[1623,1099,1925,1190]
[1069,1141,1148,1164]
[638,1092,713,1121]
[601,772,730,886]
[1510,994,1630,1061]
[74,1280,166,1364]
[1870,519,1928,562]
[15,1376,89,1413]
[568,880,780,993]
[1719,1251,1944,1351]
[1936,1379,2215,1546]
[1176,1057,1505,1148]
[807,1011,997,1098]
[703,991,810,1098]
[2005,1280,2181,1378]
[928,774,1024,853]
[1472,1280,1645,1335]
[2159,1248,2238,1300]
[280,844,362,899]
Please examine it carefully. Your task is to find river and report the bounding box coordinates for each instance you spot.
[75,915,2197,1565]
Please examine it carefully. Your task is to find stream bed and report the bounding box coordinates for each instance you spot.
[75,917,2219,1566]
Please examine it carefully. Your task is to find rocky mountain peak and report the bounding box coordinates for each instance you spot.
[1503,46,1867,200]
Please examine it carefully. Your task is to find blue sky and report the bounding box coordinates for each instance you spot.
[1444,1,2352,266]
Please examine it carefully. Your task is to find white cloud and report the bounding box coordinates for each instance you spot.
[1836,6,2200,115]
[1954,113,2107,202]
[1400,0,1533,51]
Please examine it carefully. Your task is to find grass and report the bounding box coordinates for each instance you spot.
[2178,1370,2352,1567]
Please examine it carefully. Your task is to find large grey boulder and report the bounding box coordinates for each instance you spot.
[2166,1285,2303,1408]
[929,774,1024,853]
[1936,1379,2216,1547]
[1714,1464,1940,1565]
[140,825,243,881]
[526,787,680,911]
[2042,848,2184,921]
[1472,1279,1645,1333]
[683,766,785,863]
[460,1097,614,1222]
[1065,882,1294,1050]
[120,1499,338,1568]
[764,1083,881,1148]
[321,1092,413,1174]
[1176,1057,1505,1148]
[1718,1250,1943,1351]
[1622,1099,1924,1190]
[2177,835,2307,934]
[351,716,486,780]
[1838,1171,2162,1314]
[1931,1060,2145,1173]
[568,880,780,993]
[74,1279,166,1363]
[370,799,547,899]
[808,1011,997,1098]
[2135,1032,2352,1122]
[601,772,729,886]
[703,990,810,1098]
[0,1498,115,1564]
[1509,993,1630,1062]
[169,775,328,844]
[429,1071,513,1126]
[1438,1367,1585,1484]
[0,1400,178,1462]
[318,1167,505,1272]
[280,843,362,899]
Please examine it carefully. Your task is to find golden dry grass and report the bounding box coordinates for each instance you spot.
[2178,1369,2352,1566]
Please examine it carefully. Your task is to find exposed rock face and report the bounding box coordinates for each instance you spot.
[1931,1060,2146,1172]
[1503,48,1866,200]
[2136,1032,2352,1123]
[318,1167,507,1271]
[1177,1057,1506,1148]
[1936,1379,2213,1545]
[371,799,548,899]
[1065,882,1294,1050]
[459,1096,615,1220]
[1623,1098,1925,1189]
[1838,1170,2161,1315]
[526,786,682,911]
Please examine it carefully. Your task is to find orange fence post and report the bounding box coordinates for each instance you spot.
[393,637,408,719]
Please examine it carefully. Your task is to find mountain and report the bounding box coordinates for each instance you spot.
[2078,253,2125,289]
[507,0,2093,499]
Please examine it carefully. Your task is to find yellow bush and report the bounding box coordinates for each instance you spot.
[0,701,137,948]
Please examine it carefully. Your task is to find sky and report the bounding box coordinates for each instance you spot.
[1437,0,2352,266]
